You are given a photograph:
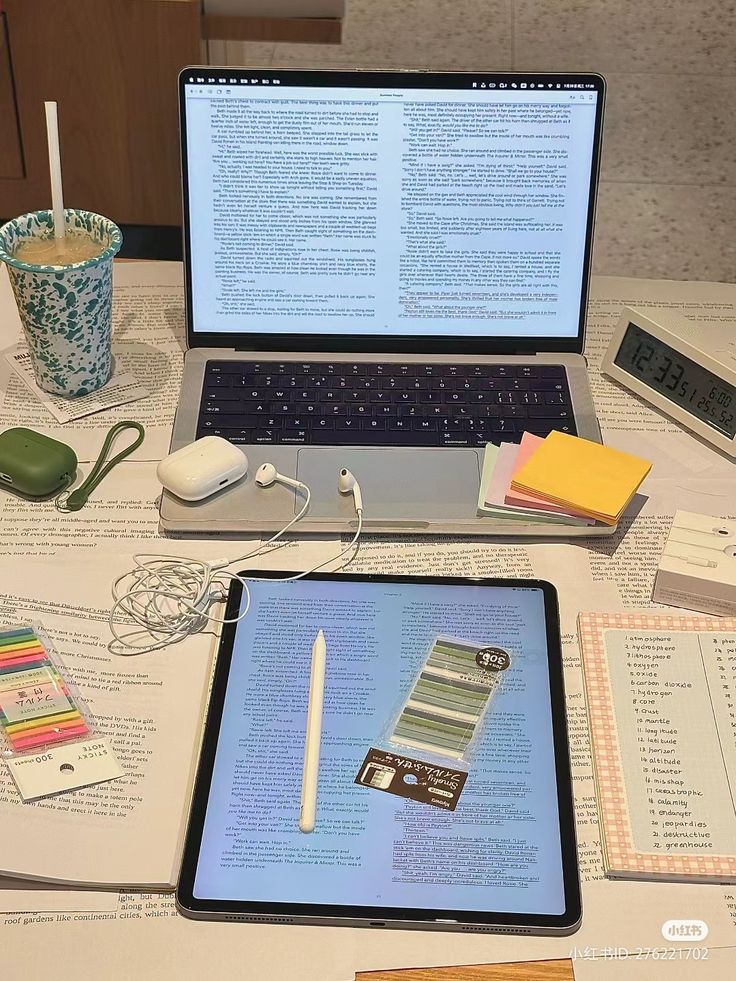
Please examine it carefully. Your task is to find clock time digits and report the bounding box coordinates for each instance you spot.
[613,323,736,438]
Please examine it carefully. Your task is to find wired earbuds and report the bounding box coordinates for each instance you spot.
[110,458,364,656]
[338,468,363,513]
[255,462,303,491]
[667,520,736,567]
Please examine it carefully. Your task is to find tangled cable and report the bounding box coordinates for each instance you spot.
[109,481,363,655]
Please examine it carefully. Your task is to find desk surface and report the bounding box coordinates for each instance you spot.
[358,960,573,980]
[1,263,735,981]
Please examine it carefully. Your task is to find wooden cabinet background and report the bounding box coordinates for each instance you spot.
[0,0,201,226]
[0,0,341,228]
[0,13,24,181]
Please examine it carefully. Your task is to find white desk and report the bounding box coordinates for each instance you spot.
[0,263,735,981]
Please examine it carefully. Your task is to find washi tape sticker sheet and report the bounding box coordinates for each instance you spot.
[388,635,511,762]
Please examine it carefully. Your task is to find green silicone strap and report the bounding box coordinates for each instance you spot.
[59,421,145,512]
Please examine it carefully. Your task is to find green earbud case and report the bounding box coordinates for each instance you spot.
[0,428,78,498]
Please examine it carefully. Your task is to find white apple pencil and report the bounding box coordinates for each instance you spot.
[299,629,327,833]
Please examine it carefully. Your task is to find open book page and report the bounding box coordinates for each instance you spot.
[0,560,214,888]
[0,878,119,914]
[0,263,184,462]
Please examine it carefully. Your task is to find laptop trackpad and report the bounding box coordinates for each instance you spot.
[296,448,481,523]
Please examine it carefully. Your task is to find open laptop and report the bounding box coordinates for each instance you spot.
[162,68,610,537]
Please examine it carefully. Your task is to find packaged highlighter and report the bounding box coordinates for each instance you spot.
[0,623,121,800]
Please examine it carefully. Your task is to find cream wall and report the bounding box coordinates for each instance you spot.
[207,0,736,283]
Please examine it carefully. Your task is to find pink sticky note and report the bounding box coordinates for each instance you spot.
[10,723,90,751]
[485,443,521,506]
[505,433,591,518]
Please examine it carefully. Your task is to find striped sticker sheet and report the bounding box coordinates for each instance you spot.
[0,625,91,754]
[389,635,509,762]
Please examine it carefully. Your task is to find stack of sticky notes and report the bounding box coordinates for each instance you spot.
[505,433,593,518]
[478,441,593,525]
[0,626,91,753]
[510,431,652,525]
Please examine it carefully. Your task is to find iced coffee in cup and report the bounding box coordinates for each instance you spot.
[0,209,122,396]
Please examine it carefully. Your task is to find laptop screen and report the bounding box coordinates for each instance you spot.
[181,70,604,353]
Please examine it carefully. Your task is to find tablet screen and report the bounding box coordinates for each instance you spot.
[183,575,577,929]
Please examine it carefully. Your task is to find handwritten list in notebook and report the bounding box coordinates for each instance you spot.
[579,612,736,883]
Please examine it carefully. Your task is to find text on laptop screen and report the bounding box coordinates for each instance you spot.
[183,73,600,342]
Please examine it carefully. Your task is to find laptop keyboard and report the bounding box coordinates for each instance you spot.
[196,361,577,448]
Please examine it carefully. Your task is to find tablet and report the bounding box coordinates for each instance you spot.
[177,573,581,934]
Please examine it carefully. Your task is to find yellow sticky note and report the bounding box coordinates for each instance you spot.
[510,431,651,524]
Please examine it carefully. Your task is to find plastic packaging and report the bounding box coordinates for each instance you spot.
[0,622,94,759]
[385,634,511,765]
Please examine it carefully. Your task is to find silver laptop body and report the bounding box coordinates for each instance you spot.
[163,68,612,538]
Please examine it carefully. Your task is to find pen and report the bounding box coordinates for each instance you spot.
[299,629,327,834]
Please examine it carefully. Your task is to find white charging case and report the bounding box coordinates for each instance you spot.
[156,437,248,501]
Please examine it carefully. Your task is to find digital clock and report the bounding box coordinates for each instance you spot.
[602,307,736,457]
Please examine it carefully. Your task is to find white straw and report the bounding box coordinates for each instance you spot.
[44,101,65,241]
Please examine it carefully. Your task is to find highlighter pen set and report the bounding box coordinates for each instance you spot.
[0,625,91,756]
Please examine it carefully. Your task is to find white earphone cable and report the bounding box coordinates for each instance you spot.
[228,482,312,563]
[109,478,361,655]
[257,508,363,583]
[668,535,733,556]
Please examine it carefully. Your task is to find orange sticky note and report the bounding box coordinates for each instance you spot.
[510,431,652,524]
[505,432,591,519]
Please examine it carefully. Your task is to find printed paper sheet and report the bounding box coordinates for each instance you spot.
[0,268,734,978]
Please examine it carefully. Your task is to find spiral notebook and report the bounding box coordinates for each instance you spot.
[579,611,736,883]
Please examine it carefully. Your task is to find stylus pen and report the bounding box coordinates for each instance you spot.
[299,629,327,833]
